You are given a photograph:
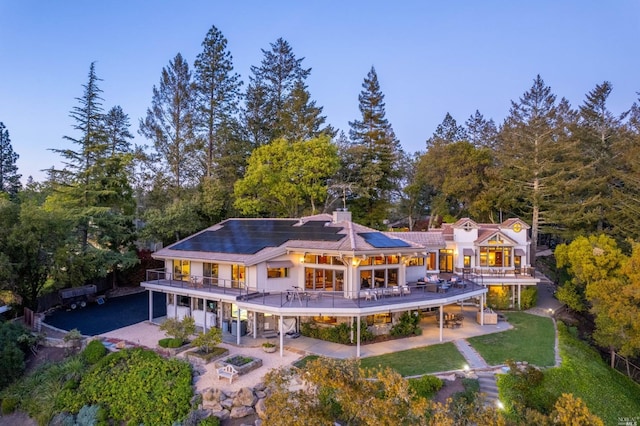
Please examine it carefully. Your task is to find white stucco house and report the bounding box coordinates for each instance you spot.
[141,210,538,357]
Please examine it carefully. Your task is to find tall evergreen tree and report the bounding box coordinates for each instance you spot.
[426,112,467,147]
[243,38,331,144]
[0,122,21,196]
[48,63,138,288]
[348,66,403,228]
[573,81,622,234]
[465,110,498,149]
[139,53,197,197]
[193,25,243,179]
[496,75,573,263]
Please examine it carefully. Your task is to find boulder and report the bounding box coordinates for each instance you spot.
[220,398,234,409]
[255,398,267,418]
[234,387,258,407]
[230,405,256,419]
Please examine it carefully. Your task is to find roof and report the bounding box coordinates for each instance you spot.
[154,213,423,265]
[387,231,446,248]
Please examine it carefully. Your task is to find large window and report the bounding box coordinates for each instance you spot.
[305,268,344,291]
[439,249,453,273]
[172,260,190,281]
[203,262,218,286]
[479,247,512,267]
[304,254,343,265]
[359,268,398,288]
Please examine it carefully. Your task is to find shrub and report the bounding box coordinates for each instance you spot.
[160,317,196,343]
[76,348,193,424]
[520,286,537,310]
[63,328,83,356]
[1,397,18,414]
[83,340,107,364]
[198,416,221,426]
[159,337,185,348]
[390,311,420,337]
[300,320,374,344]
[0,321,28,390]
[408,375,443,399]
[191,327,222,353]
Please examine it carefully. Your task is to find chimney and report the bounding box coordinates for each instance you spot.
[333,208,352,223]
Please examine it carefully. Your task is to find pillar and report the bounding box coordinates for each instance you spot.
[356,315,361,358]
[148,290,153,322]
[279,315,284,357]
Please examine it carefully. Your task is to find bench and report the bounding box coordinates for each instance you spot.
[217,365,239,384]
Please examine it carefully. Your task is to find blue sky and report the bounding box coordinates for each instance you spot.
[1,1,639,182]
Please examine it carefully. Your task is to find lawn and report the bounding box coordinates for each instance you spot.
[359,342,466,376]
[467,312,555,367]
[541,323,640,425]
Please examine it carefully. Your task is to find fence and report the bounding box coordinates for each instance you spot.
[613,353,640,383]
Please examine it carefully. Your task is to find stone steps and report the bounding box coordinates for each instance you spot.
[477,373,499,407]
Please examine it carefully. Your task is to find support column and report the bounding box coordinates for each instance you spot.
[174,295,178,319]
[203,300,208,332]
[236,311,241,345]
[439,305,444,342]
[253,311,258,339]
[518,284,521,310]
[148,290,153,322]
[480,294,485,325]
[356,315,361,358]
[279,315,284,357]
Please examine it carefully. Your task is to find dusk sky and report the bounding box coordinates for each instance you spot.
[1,1,639,183]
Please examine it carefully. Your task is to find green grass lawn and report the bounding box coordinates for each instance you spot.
[467,312,555,366]
[541,323,640,425]
[359,342,466,376]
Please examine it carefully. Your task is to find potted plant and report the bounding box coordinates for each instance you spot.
[262,342,277,353]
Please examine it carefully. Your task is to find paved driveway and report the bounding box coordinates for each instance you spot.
[44,291,166,336]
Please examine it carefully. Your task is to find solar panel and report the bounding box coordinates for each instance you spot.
[172,219,345,254]
[358,232,411,248]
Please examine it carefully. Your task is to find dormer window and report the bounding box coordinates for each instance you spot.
[463,221,474,232]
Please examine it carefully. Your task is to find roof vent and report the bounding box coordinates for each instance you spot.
[333,209,352,224]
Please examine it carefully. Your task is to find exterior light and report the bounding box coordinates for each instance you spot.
[300,256,305,264]
[496,400,504,410]
[463,364,470,372]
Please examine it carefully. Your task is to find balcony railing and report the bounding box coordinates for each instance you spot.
[143,269,487,310]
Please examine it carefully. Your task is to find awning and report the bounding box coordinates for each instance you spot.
[515,249,526,257]
[266,260,294,269]
[463,248,475,256]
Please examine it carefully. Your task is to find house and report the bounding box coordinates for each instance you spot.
[141,211,537,357]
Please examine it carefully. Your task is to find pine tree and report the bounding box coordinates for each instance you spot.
[465,110,498,149]
[426,112,467,147]
[574,81,622,233]
[496,75,574,263]
[139,53,197,196]
[0,122,21,196]
[193,25,243,179]
[48,63,138,288]
[348,66,403,228]
[243,38,333,144]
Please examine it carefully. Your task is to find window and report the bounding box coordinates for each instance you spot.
[479,247,512,267]
[463,255,471,267]
[232,264,245,288]
[267,267,289,278]
[426,252,437,270]
[172,259,190,281]
[203,262,218,286]
[408,256,425,266]
[386,255,400,264]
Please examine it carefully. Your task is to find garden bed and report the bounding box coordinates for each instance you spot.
[215,354,263,375]
[185,347,228,365]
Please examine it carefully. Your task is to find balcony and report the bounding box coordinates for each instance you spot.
[142,269,487,314]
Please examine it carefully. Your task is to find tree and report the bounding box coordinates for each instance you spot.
[496,75,574,263]
[465,110,498,149]
[347,66,404,228]
[234,136,340,217]
[47,63,138,289]
[193,25,243,179]
[414,141,493,221]
[552,393,604,426]
[243,38,330,144]
[426,112,467,147]
[139,53,197,197]
[0,122,21,196]
[570,82,622,235]
[261,357,430,425]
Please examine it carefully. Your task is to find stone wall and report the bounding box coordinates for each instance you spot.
[201,383,268,424]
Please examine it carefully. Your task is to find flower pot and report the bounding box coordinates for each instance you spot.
[262,345,277,353]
